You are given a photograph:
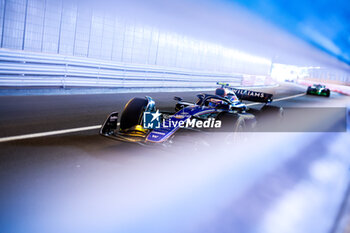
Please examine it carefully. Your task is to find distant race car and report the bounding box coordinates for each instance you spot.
[100,82,280,144]
[306,84,330,97]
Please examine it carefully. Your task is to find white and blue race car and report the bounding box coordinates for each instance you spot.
[100,83,279,144]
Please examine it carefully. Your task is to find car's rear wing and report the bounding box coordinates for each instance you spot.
[231,89,273,103]
[217,82,273,103]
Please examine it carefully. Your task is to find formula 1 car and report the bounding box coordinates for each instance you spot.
[100,83,279,144]
[306,84,330,97]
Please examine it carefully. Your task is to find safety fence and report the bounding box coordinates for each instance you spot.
[0,49,247,89]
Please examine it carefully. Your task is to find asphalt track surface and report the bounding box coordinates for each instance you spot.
[0,83,349,233]
[0,84,341,137]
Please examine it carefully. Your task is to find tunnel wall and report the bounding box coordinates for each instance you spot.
[307,67,350,85]
[0,0,272,89]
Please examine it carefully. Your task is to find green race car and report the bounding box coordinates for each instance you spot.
[306,84,330,97]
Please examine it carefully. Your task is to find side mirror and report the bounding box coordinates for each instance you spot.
[174,96,183,102]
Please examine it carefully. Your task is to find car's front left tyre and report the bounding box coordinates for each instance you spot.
[119,97,148,131]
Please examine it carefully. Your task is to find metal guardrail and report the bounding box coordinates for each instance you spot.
[0,49,243,88]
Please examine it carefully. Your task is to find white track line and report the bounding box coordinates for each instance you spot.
[273,93,306,102]
[246,93,305,106]
[0,93,306,143]
[0,125,102,143]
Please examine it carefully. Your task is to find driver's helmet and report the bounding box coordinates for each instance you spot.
[215,88,238,102]
[215,88,227,97]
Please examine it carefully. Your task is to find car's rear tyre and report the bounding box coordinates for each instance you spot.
[249,105,283,122]
[325,89,330,97]
[260,105,283,118]
[217,112,256,131]
[120,97,148,131]
[217,112,244,132]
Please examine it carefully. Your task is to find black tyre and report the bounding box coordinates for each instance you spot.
[325,89,330,97]
[260,105,283,118]
[217,112,245,132]
[249,105,283,121]
[120,97,148,131]
[306,87,312,95]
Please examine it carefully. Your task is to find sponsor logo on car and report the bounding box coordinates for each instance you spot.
[232,89,265,98]
[163,118,221,128]
[143,110,162,129]
[144,110,221,129]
